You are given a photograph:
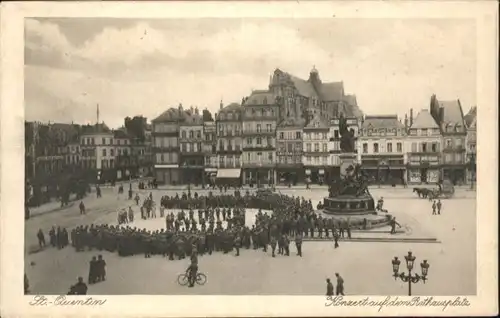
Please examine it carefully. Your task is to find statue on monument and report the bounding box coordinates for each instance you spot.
[328,163,370,197]
[339,113,356,153]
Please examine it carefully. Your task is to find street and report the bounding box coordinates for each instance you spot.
[24,186,476,295]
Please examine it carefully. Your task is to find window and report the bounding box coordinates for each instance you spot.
[363,143,368,153]
[287,143,293,152]
[445,154,452,163]
[257,124,262,133]
[411,142,417,152]
[219,140,224,151]
[246,138,252,145]
[110,149,114,156]
[456,138,463,147]
[421,143,427,152]
[387,143,393,153]
[296,132,302,139]
[247,153,251,162]
[306,143,311,152]
[314,143,319,152]
[349,128,355,136]
[181,131,187,139]
[268,152,273,162]
[322,156,328,165]
[373,143,379,153]
[219,156,224,165]
[446,139,452,148]
[334,130,339,138]
[307,156,311,163]
[322,143,328,152]
[266,124,272,132]
[455,153,462,163]
[431,143,437,152]
[102,138,106,145]
[102,149,107,156]
[193,143,198,152]
[188,131,193,139]
[256,137,262,145]
[396,142,402,152]
[314,156,319,164]
[197,130,201,139]
[279,132,284,139]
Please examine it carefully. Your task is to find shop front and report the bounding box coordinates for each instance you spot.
[276,165,303,186]
[204,167,217,188]
[242,166,276,187]
[304,166,328,185]
[442,165,467,185]
[406,164,441,184]
[154,165,180,185]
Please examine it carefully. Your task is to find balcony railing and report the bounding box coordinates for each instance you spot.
[218,162,242,169]
[217,146,242,153]
[242,130,275,136]
[216,131,242,137]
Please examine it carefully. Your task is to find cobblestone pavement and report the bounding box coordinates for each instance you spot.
[24,187,476,295]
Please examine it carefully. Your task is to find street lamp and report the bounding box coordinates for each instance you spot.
[392,251,430,296]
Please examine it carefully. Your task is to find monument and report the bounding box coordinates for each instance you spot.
[319,114,391,229]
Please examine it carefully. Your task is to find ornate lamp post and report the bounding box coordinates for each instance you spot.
[392,251,430,296]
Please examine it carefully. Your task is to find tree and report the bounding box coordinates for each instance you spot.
[124,116,146,142]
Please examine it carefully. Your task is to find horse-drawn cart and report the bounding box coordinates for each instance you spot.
[413,180,455,199]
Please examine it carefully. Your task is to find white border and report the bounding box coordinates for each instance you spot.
[1,1,498,317]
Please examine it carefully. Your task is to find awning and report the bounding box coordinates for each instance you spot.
[154,164,179,169]
[217,169,241,179]
[305,169,311,175]
[319,169,325,175]
[204,168,217,172]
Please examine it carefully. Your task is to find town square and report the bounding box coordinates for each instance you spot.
[20,17,479,297]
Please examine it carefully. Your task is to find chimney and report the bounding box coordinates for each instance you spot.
[410,108,414,127]
[195,107,199,115]
[404,114,408,130]
[220,99,223,110]
[190,106,194,114]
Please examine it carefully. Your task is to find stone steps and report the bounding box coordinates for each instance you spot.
[302,237,440,244]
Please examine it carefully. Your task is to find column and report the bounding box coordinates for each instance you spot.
[274,169,277,185]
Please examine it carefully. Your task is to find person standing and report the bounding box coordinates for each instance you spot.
[335,273,345,295]
[97,255,106,282]
[37,229,46,249]
[234,235,241,257]
[295,233,303,257]
[432,201,437,215]
[333,229,339,248]
[88,256,97,284]
[326,278,334,296]
[390,217,401,234]
[437,199,442,215]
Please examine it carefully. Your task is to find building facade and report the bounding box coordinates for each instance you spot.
[215,102,243,182]
[203,118,217,185]
[302,113,330,184]
[430,96,468,184]
[464,106,477,185]
[358,116,406,184]
[152,106,182,185]
[276,117,305,185]
[179,107,205,185]
[329,116,359,178]
[406,109,442,184]
[241,90,279,185]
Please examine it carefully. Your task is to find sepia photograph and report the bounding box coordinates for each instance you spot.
[1,1,498,317]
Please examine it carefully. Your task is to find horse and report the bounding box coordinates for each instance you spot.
[413,188,424,198]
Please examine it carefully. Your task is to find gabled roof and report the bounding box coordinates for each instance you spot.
[410,109,439,129]
[181,108,204,126]
[289,75,318,98]
[362,115,405,129]
[243,90,275,106]
[437,100,465,126]
[304,113,329,130]
[277,117,306,129]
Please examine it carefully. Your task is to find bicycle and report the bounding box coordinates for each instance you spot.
[177,272,207,286]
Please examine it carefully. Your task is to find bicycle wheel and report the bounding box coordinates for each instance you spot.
[177,273,189,286]
[196,273,207,285]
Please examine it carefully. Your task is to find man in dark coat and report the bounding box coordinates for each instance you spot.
[326,278,334,296]
[295,233,303,257]
[37,229,46,248]
[97,254,106,282]
[88,256,98,284]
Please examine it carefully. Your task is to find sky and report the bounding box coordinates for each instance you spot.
[24,18,477,129]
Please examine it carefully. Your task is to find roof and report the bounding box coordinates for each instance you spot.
[410,109,440,129]
[304,113,329,129]
[220,102,241,112]
[244,90,275,106]
[152,107,184,123]
[362,115,405,129]
[277,117,306,129]
[464,106,477,128]
[343,94,364,118]
[319,82,344,101]
[81,123,112,135]
[181,108,204,126]
[289,75,318,98]
[437,100,465,126]
[113,129,131,139]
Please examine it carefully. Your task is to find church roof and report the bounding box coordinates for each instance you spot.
[244,90,275,106]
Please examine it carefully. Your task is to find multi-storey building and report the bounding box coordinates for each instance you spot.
[276,117,305,185]
[79,123,115,182]
[241,90,279,185]
[406,109,442,184]
[215,102,243,183]
[152,106,182,185]
[203,117,217,185]
[430,95,468,184]
[179,107,205,185]
[269,67,363,123]
[358,115,406,184]
[464,106,477,185]
[302,113,330,184]
[329,115,359,178]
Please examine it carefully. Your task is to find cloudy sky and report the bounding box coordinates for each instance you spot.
[25,18,476,128]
